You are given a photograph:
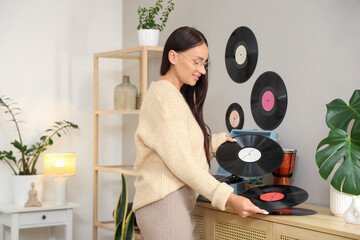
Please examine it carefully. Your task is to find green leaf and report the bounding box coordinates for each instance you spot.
[326,89,360,131]
[316,127,360,195]
[114,174,128,226]
[114,222,123,240]
[124,211,135,240]
[137,0,174,31]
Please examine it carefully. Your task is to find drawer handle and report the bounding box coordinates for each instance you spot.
[42,215,46,220]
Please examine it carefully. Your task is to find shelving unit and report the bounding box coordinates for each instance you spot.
[93,46,163,240]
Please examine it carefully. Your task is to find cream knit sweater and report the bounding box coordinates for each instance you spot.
[133,80,234,212]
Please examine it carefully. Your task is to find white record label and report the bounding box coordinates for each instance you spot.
[238,147,261,163]
[235,45,247,65]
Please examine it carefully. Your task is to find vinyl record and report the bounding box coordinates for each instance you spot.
[251,71,287,130]
[241,185,309,211]
[225,26,258,83]
[225,103,244,132]
[269,207,317,216]
[216,134,284,177]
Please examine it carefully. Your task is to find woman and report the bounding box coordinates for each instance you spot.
[133,26,267,240]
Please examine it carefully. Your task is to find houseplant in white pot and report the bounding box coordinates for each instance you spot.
[0,96,79,205]
[137,0,175,46]
[315,89,360,218]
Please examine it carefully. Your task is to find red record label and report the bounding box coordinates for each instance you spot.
[260,192,284,202]
[261,91,275,112]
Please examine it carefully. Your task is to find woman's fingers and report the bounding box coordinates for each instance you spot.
[226,136,237,142]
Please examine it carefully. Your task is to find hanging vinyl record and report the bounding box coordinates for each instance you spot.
[225,103,244,132]
[216,134,284,177]
[241,185,309,211]
[225,26,258,83]
[251,71,288,130]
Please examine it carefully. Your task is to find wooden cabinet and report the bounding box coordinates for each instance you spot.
[193,202,360,240]
[0,202,80,240]
[92,46,163,240]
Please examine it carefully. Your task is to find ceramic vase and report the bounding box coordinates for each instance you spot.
[114,75,138,110]
[343,196,360,224]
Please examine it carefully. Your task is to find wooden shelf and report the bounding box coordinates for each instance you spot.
[93,46,163,240]
[94,165,136,176]
[94,46,163,58]
[94,110,140,115]
[95,220,141,239]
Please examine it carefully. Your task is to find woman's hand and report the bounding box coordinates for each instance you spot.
[226,193,269,217]
[226,135,237,142]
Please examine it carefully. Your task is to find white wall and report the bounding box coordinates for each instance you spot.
[0,0,123,239]
[123,0,360,207]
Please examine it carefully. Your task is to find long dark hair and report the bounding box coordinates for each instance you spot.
[160,26,211,164]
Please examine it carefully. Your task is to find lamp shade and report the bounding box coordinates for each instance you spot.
[44,153,76,176]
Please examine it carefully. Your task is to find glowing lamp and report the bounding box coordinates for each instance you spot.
[44,153,76,205]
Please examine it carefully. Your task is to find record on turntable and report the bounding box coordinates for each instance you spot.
[225,103,244,132]
[251,71,288,130]
[241,185,309,211]
[225,26,258,83]
[216,134,284,177]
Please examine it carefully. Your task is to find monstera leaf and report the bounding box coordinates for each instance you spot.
[325,89,360,131]
[316,89,360,196]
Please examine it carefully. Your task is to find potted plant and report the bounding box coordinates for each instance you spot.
[0,96,79,205]
[315,89,360,217]
[137,0,175,46]
[114,174,135,240]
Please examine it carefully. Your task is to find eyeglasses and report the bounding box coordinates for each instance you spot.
[180,51,209,70]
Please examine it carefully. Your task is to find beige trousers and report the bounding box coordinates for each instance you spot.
[135,185,200,240]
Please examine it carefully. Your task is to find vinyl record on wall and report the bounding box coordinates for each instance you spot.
[250,71,288,130]
[225,26,258,83]
[225,103,245,132]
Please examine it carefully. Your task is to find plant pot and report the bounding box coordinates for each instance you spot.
[330,185,353,217]
[11,174,44,206]
[137,29,160,46]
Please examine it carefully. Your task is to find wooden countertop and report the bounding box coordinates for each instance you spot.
[195,201,360,239]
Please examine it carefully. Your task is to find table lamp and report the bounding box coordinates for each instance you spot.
[44,153,76,205]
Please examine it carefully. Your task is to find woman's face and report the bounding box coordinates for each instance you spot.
[173,42,209,87]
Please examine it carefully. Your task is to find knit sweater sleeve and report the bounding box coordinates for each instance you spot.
[138,87,233,210]
[209,132,227,159]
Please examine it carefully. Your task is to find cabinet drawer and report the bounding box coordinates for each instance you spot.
[19,209,67,227]
[273,223,354,240]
